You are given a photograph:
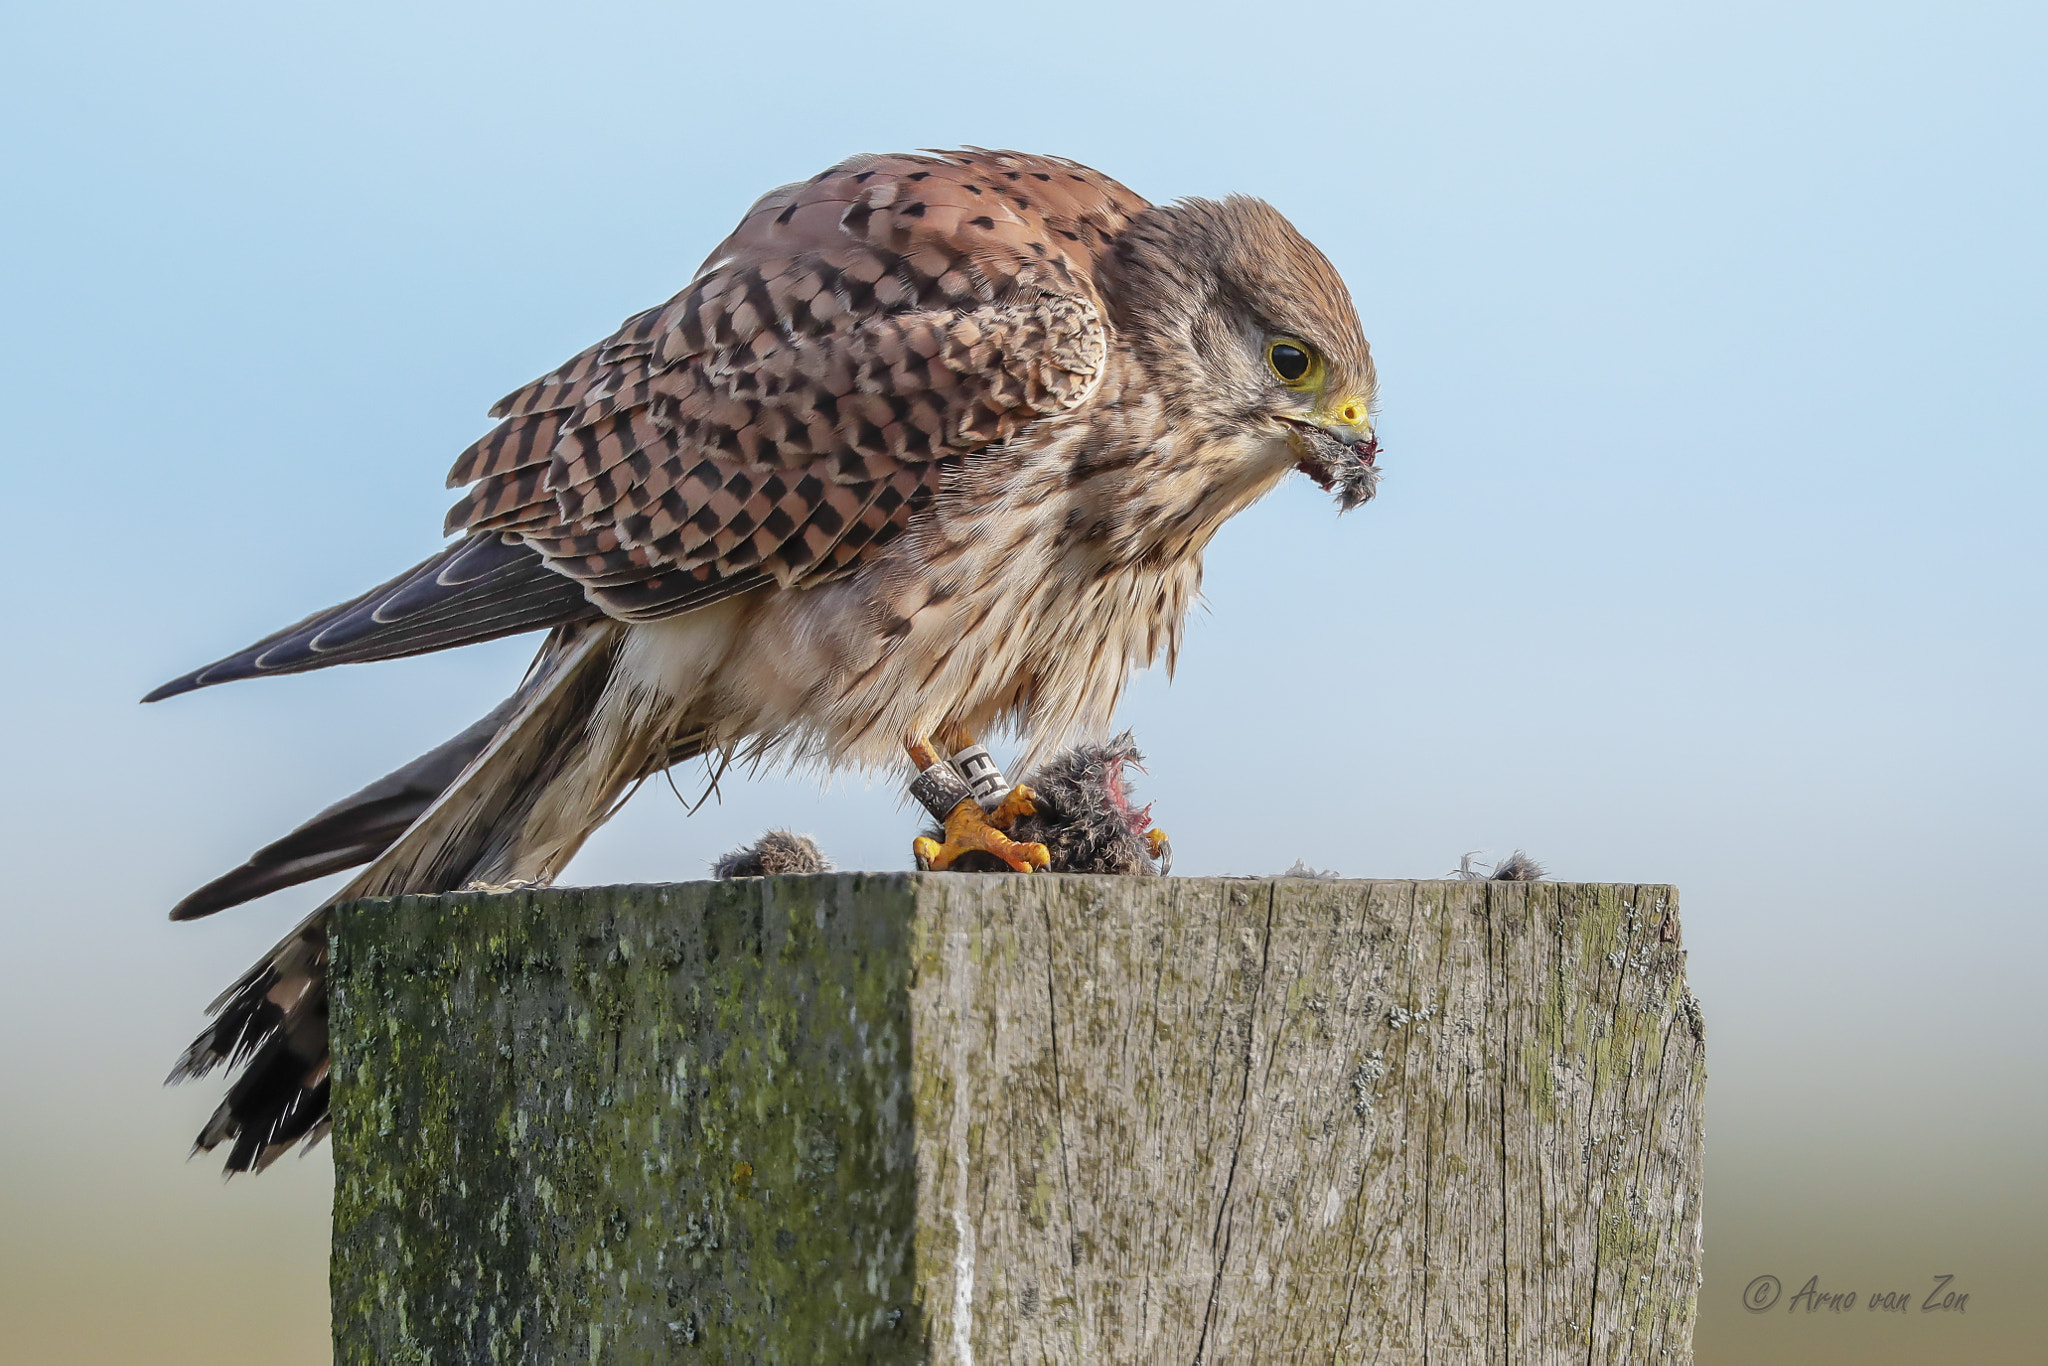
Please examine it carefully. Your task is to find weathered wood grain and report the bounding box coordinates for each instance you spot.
[330,875,1703,1363]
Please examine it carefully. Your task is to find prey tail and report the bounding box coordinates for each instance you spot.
[173,620,706,1172]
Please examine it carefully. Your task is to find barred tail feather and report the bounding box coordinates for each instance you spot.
[172,620,665,1172]
[168,698,524,923]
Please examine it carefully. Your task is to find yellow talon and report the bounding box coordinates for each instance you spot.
[913,792,1051,872]
[986,784,1040,831]
[1145,827,1172,874]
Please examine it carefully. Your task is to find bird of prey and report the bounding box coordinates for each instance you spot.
[150,148,1380,1172]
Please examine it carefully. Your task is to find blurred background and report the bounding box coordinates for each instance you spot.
[3,1,2042,1361]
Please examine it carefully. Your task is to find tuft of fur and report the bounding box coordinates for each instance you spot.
[1490,850,1545,882]
[1454,849,1547,881]
[928,731,1165,875]
[712,830,834,878]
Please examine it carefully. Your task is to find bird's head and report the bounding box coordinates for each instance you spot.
[1107,195,1380,511]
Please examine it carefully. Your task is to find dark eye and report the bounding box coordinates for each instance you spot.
[1267,340,1312,384]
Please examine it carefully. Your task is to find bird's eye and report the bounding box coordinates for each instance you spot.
[1267,340,1314,386]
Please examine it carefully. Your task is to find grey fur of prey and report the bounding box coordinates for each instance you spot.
[1489,850,1546,882]
[711,830,835,879]
[926,731,1166,876]
[1453,849,1548,882]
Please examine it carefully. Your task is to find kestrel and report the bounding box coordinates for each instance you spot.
[151,149,1380,1172]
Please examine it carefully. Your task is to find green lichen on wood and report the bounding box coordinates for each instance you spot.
[331,876,933,1364]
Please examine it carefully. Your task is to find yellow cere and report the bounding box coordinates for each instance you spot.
[1329,397,1370,428]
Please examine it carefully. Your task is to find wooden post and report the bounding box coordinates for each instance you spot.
[329,875,1704,1363]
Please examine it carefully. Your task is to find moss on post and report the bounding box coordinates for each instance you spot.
[330,876,1704,1363]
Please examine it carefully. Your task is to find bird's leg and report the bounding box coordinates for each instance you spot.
[906,735,1051,873]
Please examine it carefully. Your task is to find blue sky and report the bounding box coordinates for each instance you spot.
[2,2,2043,1360]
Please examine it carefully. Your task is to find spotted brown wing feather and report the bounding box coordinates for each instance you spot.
[446,150,1148,621]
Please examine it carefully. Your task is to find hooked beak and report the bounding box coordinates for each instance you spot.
[1315,419,1377,457]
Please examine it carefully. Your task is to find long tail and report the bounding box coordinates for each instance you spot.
[170,620,702,1172]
